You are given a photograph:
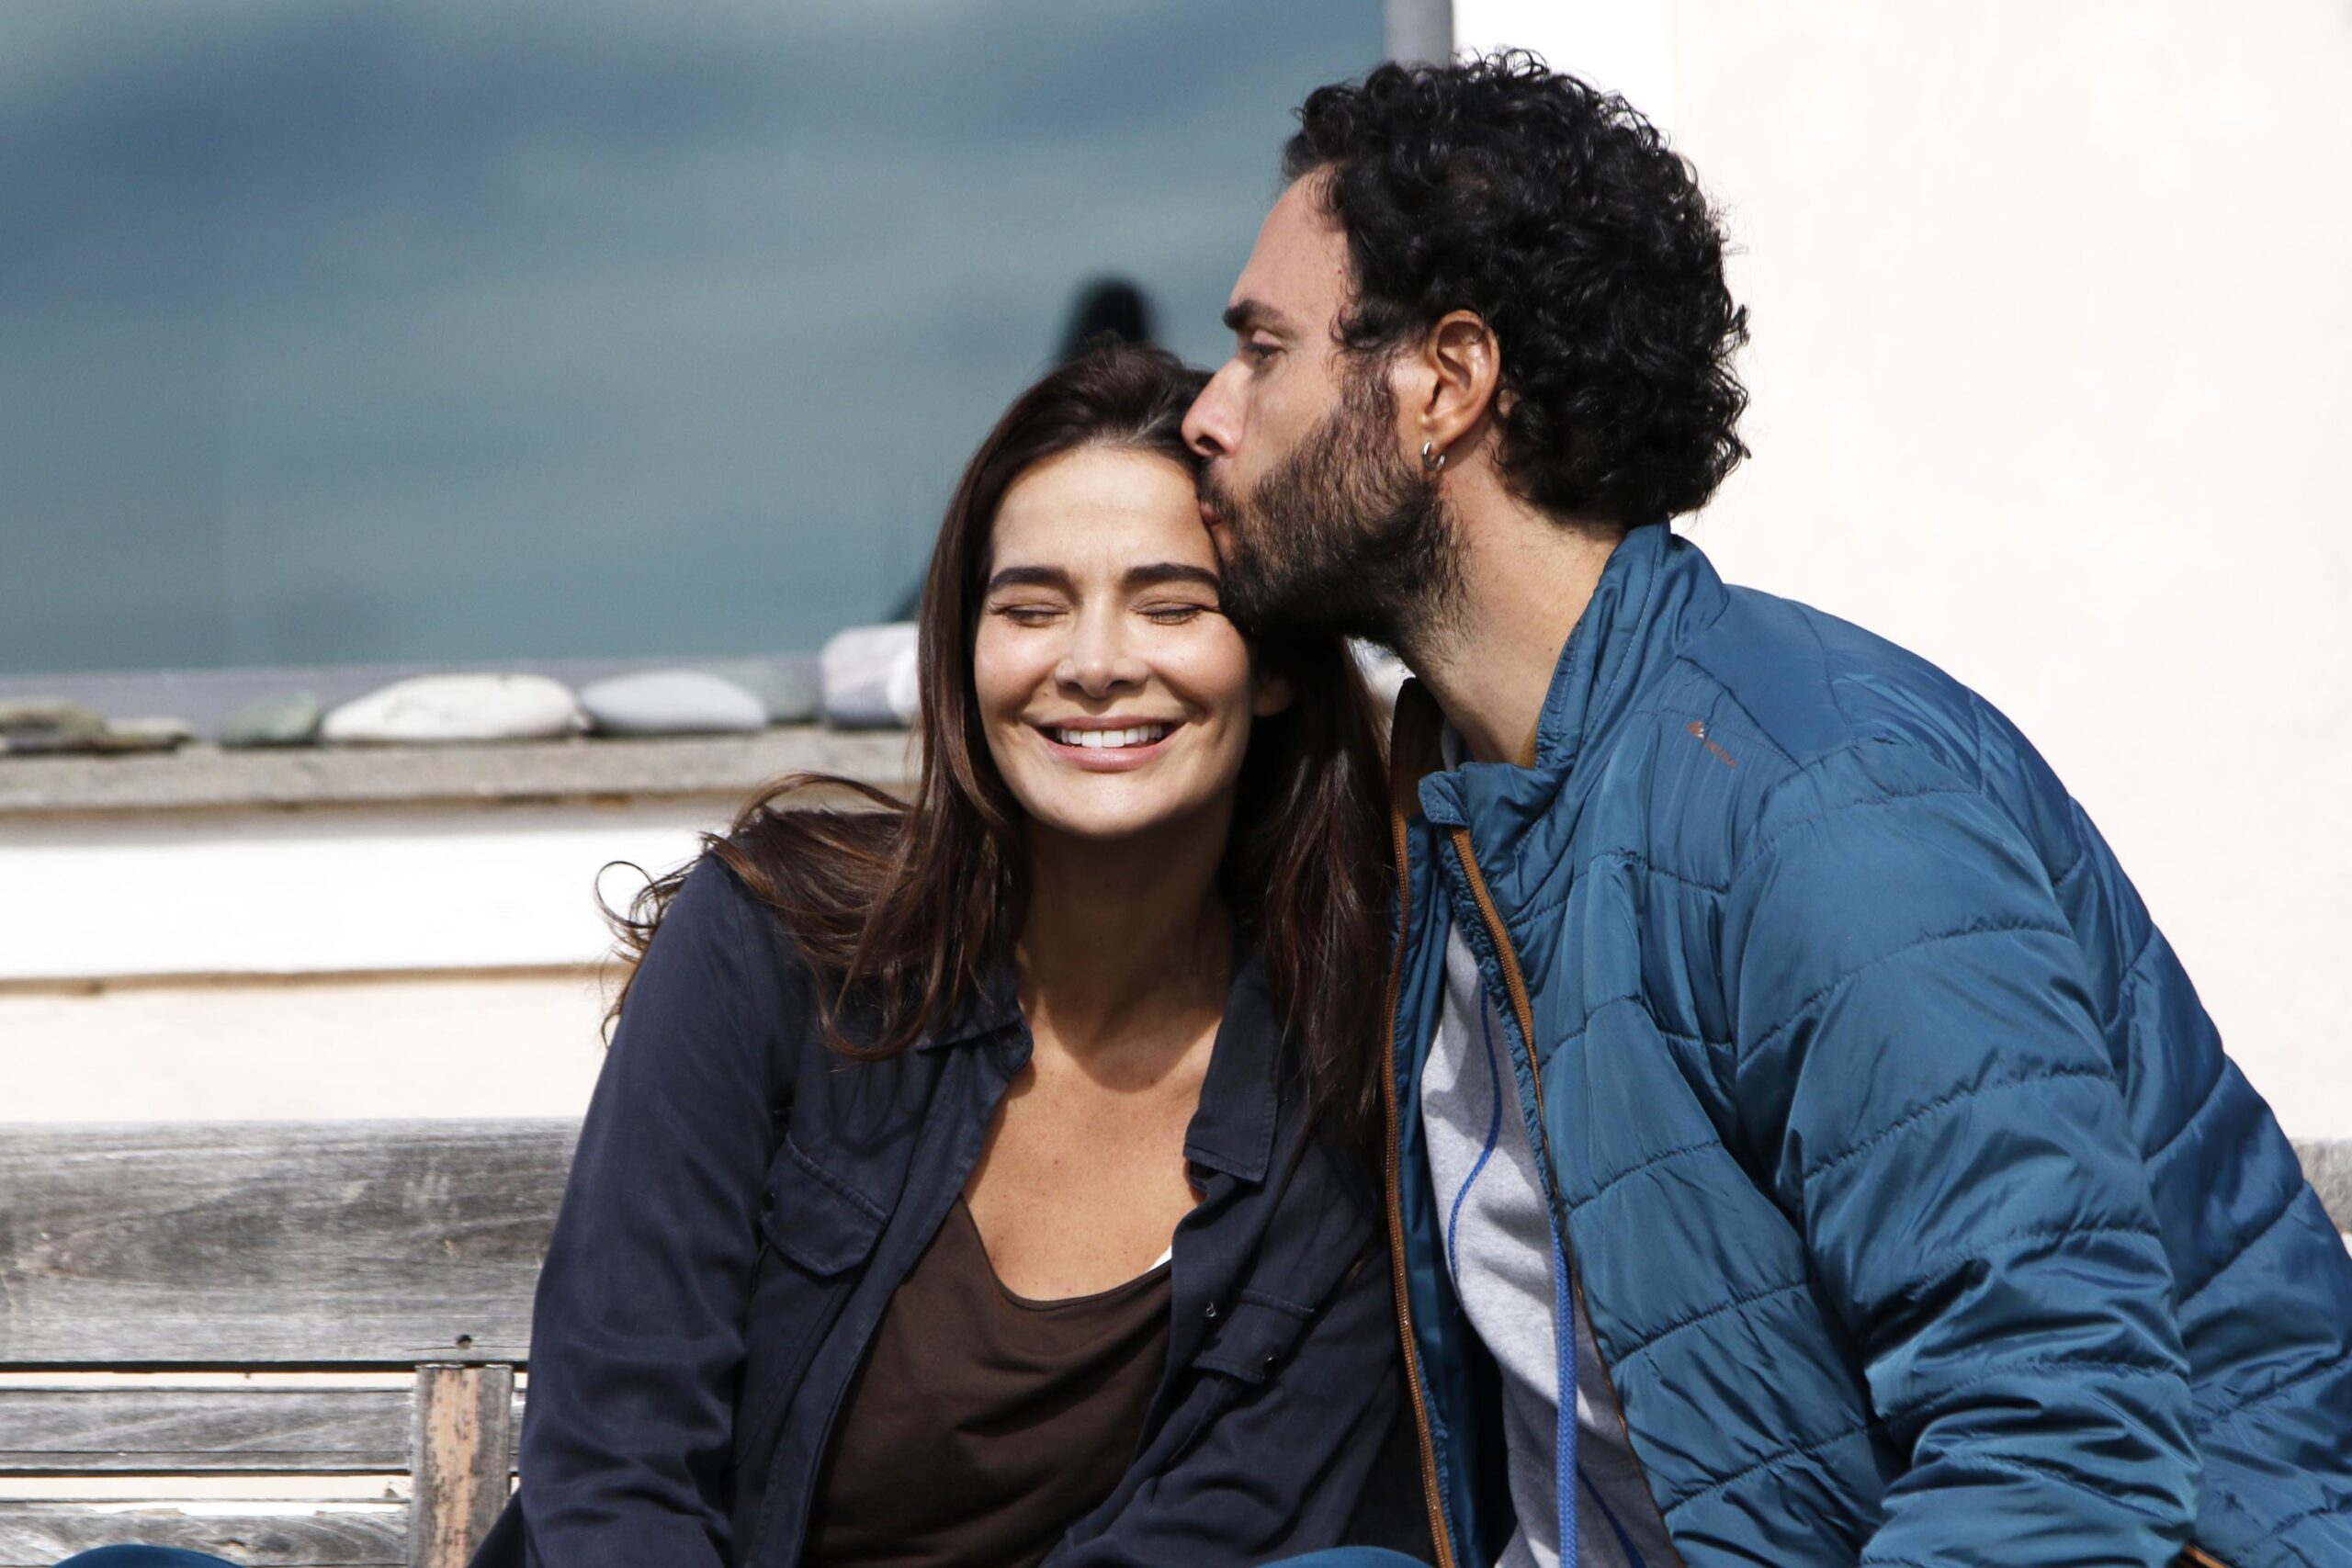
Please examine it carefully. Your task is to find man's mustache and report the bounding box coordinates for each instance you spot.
[1194,473,1239,548]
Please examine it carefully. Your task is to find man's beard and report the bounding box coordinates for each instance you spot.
[1200,366,1462,656]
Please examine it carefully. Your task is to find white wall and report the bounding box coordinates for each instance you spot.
[0,800,714,1121]
[1454,1,2352,1134]
[0,803,715,981]
[0,973,609,1120]
[1454,0,1675,125]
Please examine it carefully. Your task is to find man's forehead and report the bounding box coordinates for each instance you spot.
[1227,175,1351,326]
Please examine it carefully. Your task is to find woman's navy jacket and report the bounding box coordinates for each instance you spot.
[1378,524,2352,1568]
[480,863,1419,1568]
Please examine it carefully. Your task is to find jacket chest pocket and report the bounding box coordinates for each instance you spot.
[1144,1292,1317,1465]
[1191,1292,1315,1388]
[734,1135,888,1470]
[763,1134,888,1273]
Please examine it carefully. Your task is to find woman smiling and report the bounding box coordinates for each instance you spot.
[466,344,1419,1568]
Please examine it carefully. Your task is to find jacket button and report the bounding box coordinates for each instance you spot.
[1204,1301,1218,1319]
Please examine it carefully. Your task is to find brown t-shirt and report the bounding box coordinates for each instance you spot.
[803,1196,1173,1568]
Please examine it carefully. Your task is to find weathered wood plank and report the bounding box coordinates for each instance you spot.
[0,1504,404,1566]
[0,1121,576,1366]
[0,1386,409,1472]
[408,1365,514,1568]
[0,1384,530,1475]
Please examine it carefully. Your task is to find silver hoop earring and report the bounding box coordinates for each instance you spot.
[1421,440,1447,474]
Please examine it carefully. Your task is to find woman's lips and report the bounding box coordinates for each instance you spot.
[1034,722,1179,771]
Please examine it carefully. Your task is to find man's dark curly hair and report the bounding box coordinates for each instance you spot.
[1286,51,1748,527]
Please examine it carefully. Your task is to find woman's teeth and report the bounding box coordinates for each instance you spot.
[1050,724,1170,750]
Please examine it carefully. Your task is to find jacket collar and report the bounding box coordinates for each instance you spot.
[917,941,1283,1186]
[1180,942,1283,1184]
[1530,522,1673,773]
[914,959,1024,1052]
[1409,525,1729,829]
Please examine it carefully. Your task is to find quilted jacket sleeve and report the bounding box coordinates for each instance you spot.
[1721,748,2199,1567]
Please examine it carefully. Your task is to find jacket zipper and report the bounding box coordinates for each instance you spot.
[1384,795,1462,1568]
[2179,1547,2233,1567]
[1449,825,1690,1568]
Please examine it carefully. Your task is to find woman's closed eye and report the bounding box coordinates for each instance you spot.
[1138,599,1216,625]
[989,599,1067,626]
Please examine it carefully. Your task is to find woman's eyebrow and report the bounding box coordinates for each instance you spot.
[984,564,1074,593]
[1124,563,1222,592]
[985,562,1220,593]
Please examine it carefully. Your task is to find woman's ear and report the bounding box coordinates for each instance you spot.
[1252,669,1295,718]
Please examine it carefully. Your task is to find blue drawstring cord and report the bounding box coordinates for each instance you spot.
[1442,1005,1508,1288]
[1552,1213,1580,1565]
[1452,993,1651,1567]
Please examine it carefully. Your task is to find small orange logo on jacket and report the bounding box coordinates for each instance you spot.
[1688,720,1737,769]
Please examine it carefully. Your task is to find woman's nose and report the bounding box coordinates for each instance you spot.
[1056,607,1145,696]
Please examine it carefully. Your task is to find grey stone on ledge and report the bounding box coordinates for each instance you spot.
[2295,1140,2352,1234]
[0,653,821,744]
[0,728,915,817]
[220,693,325,749]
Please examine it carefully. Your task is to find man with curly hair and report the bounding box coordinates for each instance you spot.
[1187,52,2352,1568]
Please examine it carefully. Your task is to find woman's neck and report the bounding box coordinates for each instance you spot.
[1016,810,1233,1066]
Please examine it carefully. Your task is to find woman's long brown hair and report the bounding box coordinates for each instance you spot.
[608,343,1393,1141]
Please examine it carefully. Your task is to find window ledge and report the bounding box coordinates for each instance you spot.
[0,728,915,818]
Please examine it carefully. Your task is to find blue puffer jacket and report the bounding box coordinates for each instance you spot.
[1377,525,2352,1568]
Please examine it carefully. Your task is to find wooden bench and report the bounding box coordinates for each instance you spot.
[3,1121,2347,1568]
[0,1122,575,1568]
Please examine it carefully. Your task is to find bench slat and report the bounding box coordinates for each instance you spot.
[0,1121,575,1367]
[0,1385,529,1475]
[0,1505,404,1566]
[0,1386,406,1472]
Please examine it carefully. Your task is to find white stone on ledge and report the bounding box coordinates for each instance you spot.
[322,674,586,745]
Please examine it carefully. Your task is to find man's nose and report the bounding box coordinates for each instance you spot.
[1182,366,1238,460]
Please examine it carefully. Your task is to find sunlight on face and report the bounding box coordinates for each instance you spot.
[973,446,1287,847]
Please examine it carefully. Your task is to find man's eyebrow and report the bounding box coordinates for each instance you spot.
[1221,298,1287,336]
[1125,562,1222,592]
[984,564,1073,593]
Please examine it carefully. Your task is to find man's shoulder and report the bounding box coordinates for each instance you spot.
[1671,582,1989,777]
[1609,580,2056,874]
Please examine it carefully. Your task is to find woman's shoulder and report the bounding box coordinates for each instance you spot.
[634,846,828,1020]
[729,798,899,858]
[655,812,919,1040]
[667,804,893,944]
[656,848,779,947]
